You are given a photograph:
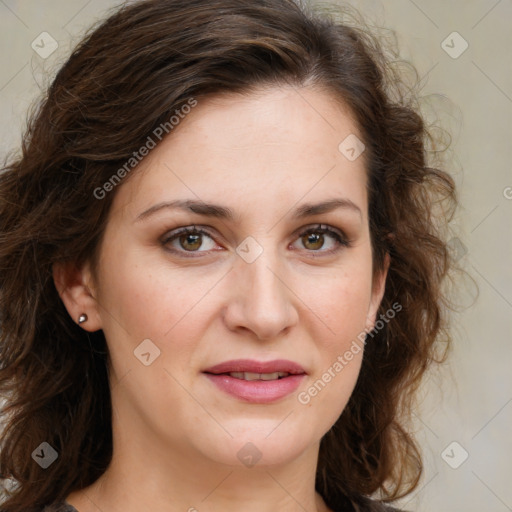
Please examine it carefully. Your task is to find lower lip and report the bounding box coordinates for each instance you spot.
[204,373,305,403]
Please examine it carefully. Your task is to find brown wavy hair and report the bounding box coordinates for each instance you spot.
[0,0,457,510]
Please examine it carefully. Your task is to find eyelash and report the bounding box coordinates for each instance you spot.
[161,224,350,259]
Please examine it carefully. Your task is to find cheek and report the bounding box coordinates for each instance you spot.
[299,283,367,429]
[97,244,212,340]
[306,348,363,436]
[94,247,238,392]
[295,263,373,346]
[294,263,371,416]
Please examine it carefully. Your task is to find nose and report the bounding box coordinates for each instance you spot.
[222,247,299,341]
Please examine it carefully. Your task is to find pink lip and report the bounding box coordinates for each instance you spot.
[203,359,307,404]
[203,359,306,375]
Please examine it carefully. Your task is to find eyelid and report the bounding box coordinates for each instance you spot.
[291,223,348,243]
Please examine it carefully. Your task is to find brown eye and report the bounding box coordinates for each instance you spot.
[162,226,218,255]
[302,232,325,250]
[178,233,203,251]
[291,224,349,256]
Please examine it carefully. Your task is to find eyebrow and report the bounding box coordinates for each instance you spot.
[135,198,362,223]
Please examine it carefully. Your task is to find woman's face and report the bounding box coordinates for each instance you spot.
[82,86,387,468]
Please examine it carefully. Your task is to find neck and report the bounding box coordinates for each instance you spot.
[67,427,331,512]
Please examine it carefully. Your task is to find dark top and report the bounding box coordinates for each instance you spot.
[42,498,404,512]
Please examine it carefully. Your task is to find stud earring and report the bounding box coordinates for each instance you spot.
[78,313,88,325]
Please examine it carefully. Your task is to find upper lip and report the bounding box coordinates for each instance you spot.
[203,359,307,375]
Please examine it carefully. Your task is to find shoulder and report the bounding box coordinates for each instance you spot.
[41,503,78,512]
[330,495,408,512]
[354,496,408,512]
[376,505,405,512]
[39,498,406,512]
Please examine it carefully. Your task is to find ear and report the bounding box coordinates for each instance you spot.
[365,252,391,332]
[52,260,103,332]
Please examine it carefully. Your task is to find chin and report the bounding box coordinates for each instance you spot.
[195,421,315,468]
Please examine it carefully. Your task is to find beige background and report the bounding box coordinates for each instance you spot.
[1,1,511,511]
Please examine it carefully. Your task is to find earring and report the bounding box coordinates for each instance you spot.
[78,313,88,325]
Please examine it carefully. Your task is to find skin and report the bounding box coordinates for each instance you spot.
[54,85,389,512]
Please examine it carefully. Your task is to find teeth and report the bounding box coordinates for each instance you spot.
[228,371,289,381]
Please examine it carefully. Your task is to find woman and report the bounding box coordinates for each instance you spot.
[0,0,456,511]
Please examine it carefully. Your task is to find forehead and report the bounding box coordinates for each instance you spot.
[111,85,368,222]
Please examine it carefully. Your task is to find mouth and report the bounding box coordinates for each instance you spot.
[203,358,307,376]
[202,359,307,403]
[221,371,292,381]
